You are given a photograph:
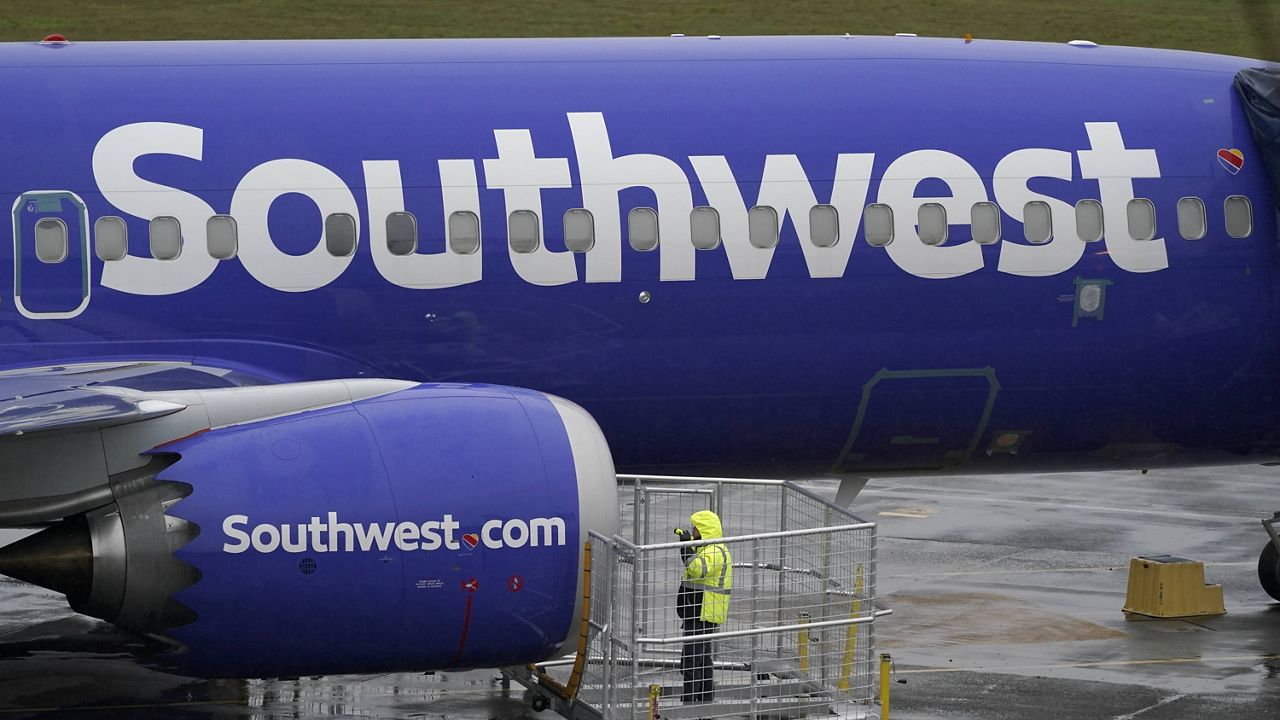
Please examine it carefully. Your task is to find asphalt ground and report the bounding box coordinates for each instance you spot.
[1,466,1278,719]
[862,467,1280,719]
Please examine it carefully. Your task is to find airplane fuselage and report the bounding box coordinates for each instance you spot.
[1,35,1276,476]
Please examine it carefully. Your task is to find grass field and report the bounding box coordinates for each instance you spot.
[1,1,1278,59]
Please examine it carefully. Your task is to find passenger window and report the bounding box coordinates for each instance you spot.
[1023,201,1052,245]
[748,205,779,249]
[34,218,68,263]
[1177,197,1207,240]
[1075,199,1104,243]
[150,216,183,260]
[509,210,540,253]
[448,211,481,254]
[971,202,1001,245]
[810,204,839,248]
[917,202,947,246]
[1225,195,1253,238]
[690,206,721,250]
[864,204,894,247]
[325,213,357,257]
[564,209,595,253]
[386,211,417,256]
[94,216,127,262]
[1126,198,1156,241]
[628,207,659,251]
[207,215,238,260]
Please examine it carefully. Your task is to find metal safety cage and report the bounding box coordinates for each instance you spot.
[514,475,887,720]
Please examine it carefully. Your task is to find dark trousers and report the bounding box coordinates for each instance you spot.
[681,619,717,703]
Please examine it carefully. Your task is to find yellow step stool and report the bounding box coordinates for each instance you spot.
[1123,555,1225,618]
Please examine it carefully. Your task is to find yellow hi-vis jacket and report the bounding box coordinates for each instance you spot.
[682,510,732,625]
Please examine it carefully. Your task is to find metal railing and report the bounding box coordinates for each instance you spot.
[530,476,884,720]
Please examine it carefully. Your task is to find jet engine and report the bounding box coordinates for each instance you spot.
[0,381,618,677]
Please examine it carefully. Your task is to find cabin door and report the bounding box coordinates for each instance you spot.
[11,191,90,319]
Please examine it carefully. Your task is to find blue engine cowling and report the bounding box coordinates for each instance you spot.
[59,383,617,678]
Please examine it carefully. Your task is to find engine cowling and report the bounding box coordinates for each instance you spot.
[0,383,618,678]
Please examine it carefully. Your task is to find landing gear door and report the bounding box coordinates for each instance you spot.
[833,368,1001,473]
[12,191,90,319]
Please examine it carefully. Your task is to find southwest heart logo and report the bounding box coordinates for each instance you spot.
[1218,148,1244,174]
[461,533,479,549]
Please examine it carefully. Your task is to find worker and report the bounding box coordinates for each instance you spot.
[675,509,732,704]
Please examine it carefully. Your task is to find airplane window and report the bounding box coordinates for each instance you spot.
[449,211,481,254]
[325,213,358,257]
[1075,199,1104,243]
[508,210,540,254]
[1023,201,1052,245]
[690,206,721,250]
[1177,197,1207,240]
[864,204,894,247]
[628,207,659,251]
[1125,198,1156,242]
[94,216,127,262]
[917,202,947,246]
[386,212,417,256]
[1225,195,1253,238]
[150,216,183,260]
[207,215,238,260]
[34,218,68,263]
[748,205,779,249]
[564,209,595,253]
[971,202,1001,245]
[810,204,839,248]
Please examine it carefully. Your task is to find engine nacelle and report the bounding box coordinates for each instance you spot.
[0,383,618,677]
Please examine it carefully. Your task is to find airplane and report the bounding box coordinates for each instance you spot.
[0,32,1278,678]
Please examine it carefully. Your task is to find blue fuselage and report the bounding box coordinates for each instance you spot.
[2,36,1276,476]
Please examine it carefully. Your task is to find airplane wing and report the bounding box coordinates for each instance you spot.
[0,362,264,438]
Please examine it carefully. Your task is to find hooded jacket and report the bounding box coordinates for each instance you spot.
[676,510,732,625]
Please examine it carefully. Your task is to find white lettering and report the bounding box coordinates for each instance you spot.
[689,153,875,279]
[483,129,577,286]
[280,523,307,553]
[442,514,461,551]
[877,150,986,279]
[251,523,281,553]
[994,149,1082,277]
[503,519,529,548]
[482,518,504,549]
[363,159,482,289]
[91,119,1173,295]
[528,517,566,547]
[221,513,568,553]
[222,514,250,553]
[91,122,218,295]
[308,516,324,550]
[327,511,353,552]
[230,158,360,292]
[1077,122,1167,273]
[354,522,395,552]
[394,521,421,551]
[420,521,442,551]
[569,112,696,282]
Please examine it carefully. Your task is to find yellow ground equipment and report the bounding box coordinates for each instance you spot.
[1122,555,1225,618]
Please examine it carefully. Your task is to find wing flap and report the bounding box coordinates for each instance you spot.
[0,361,260,438]
[0,388,185,437]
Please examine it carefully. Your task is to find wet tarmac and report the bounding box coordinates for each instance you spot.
[2,467,1279,718]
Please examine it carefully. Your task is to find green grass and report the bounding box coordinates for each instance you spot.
[2,0,1279,60]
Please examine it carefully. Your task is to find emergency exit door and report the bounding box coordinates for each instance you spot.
[12,190,90,319]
